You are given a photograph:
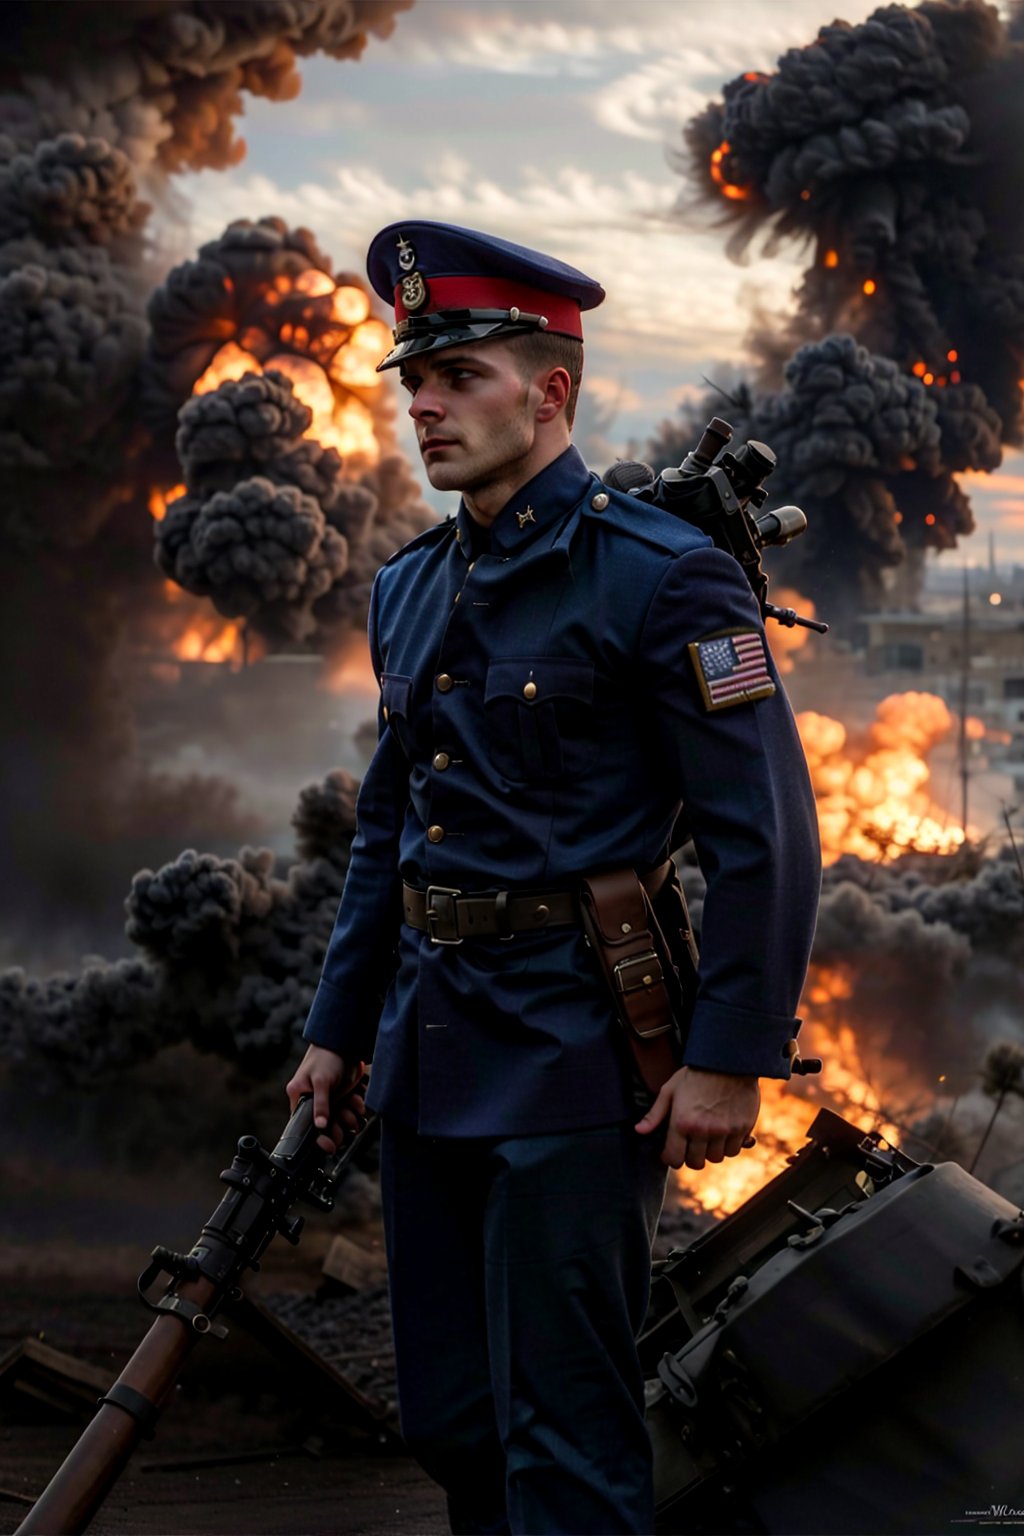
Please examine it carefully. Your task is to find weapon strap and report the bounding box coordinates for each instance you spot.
[98,1383,160,1438]
[580,863,684,1098]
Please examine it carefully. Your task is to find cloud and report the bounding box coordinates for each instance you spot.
[274,97,368,135]
[384,5,654,74]
[389,0,883,85]
[959,471,1024,495]
[588,0,882,146]
[584,375,645,412]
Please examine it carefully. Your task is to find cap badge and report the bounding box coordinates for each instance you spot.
[516,505,536,529]
[400,271,429,312]
[396,235,417,272]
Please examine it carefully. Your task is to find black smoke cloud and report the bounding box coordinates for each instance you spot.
[0,767,361,1083]
[2,765,1022,1116]
[659,0,1024,625]
[813,847,1024,1099]
[158,372,351,643]
[0,1,413,949]
[0,2,413,174]
[147,215,433,644]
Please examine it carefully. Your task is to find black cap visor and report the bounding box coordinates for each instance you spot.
[376,308,553,371]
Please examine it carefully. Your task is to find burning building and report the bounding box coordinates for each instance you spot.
[657,0,1024,627]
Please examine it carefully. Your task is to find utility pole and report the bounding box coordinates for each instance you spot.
[1004,804,1024,888]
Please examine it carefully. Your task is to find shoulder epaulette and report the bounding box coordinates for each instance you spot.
[381,515,456,568]
[582,480,711,557]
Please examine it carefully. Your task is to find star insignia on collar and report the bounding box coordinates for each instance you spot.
[516,505,537,529]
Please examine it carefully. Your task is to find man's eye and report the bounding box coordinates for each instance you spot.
[401,377,419,396]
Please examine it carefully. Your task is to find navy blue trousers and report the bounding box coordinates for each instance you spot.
[380,1119,667,1536]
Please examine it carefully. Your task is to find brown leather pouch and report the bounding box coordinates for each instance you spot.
[580,862,697,1098]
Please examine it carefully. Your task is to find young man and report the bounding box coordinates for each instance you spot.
[287,221,821,1535]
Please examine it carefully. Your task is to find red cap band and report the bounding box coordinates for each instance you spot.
[394,274,583,337]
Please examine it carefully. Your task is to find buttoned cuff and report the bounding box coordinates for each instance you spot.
[302,975,378,1064]
[683,998,802,1080]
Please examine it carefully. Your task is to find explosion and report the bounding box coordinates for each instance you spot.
[148,219,433,647]
[663,0,1024,626]
[676,964,903,1218]
[764,586,817,673]
[144,218,394,464]
[154,578,246,669]
[798,690,970,863]
[677,690,973,1217]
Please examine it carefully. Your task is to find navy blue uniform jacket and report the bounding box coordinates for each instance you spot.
[303,446,821,1136]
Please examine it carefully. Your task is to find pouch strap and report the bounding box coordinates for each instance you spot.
[580,866,682,1097]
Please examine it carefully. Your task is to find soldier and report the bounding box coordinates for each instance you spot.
[287,220,821,1535]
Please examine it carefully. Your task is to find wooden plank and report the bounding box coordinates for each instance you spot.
[321,1234,388,1292]
[226,1295,394,1433]
[0,1337,112,1418]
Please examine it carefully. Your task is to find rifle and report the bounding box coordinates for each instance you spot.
[16,1095,378,1536]
[604,416,829,636]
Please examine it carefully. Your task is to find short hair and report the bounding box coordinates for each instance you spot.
[506,331,583,428]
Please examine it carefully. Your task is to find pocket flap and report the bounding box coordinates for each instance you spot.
[381,672,412,719]
[485,657,594,705]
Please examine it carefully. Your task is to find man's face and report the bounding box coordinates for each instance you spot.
[400,339,538,496]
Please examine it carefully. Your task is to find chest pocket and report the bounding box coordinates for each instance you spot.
[484,657,597,785]
[380,673,413,754]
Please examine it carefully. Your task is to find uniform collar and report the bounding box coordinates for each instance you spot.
[455,445,592,558]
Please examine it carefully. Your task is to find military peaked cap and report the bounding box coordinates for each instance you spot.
[366,219,605,371]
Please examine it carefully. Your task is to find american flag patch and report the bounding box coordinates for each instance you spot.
[688,630,776,712]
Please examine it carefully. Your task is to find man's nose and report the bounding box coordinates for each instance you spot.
[409,382,444,422]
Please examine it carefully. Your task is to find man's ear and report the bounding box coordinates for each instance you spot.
[535,367,572,423]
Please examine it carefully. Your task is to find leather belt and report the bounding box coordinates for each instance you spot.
[403,882,579,945]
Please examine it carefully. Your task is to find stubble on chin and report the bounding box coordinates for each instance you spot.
[422,456,464,492]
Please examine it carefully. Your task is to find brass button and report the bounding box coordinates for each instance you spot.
[455,528,462,542]
[590,491,609,511]
[467,561,476,572]
[427,824,445,844]
[382,705,389,721]
[523,680,538,701]
[436,673,454,693]
[785,1038,800,1059]
[433,752,450,771]
[453,591,461,605]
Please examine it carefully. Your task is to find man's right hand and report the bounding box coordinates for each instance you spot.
[286,1043,366,1155]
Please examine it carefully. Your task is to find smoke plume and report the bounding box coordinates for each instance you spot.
[0,1,413,949]
[4,757,1024,1116]
[0,767,361,1083]
[147,215,432,644]
[657,0,1024,625]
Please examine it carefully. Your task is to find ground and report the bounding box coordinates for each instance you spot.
[0,1273,447,1536]
[0,1101,448,1536]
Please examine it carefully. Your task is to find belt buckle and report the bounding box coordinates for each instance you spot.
[425,885,462,945]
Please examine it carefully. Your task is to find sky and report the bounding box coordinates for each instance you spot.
[171,0,1024,568]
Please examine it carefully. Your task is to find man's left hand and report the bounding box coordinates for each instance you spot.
[635,1065,760,1170]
